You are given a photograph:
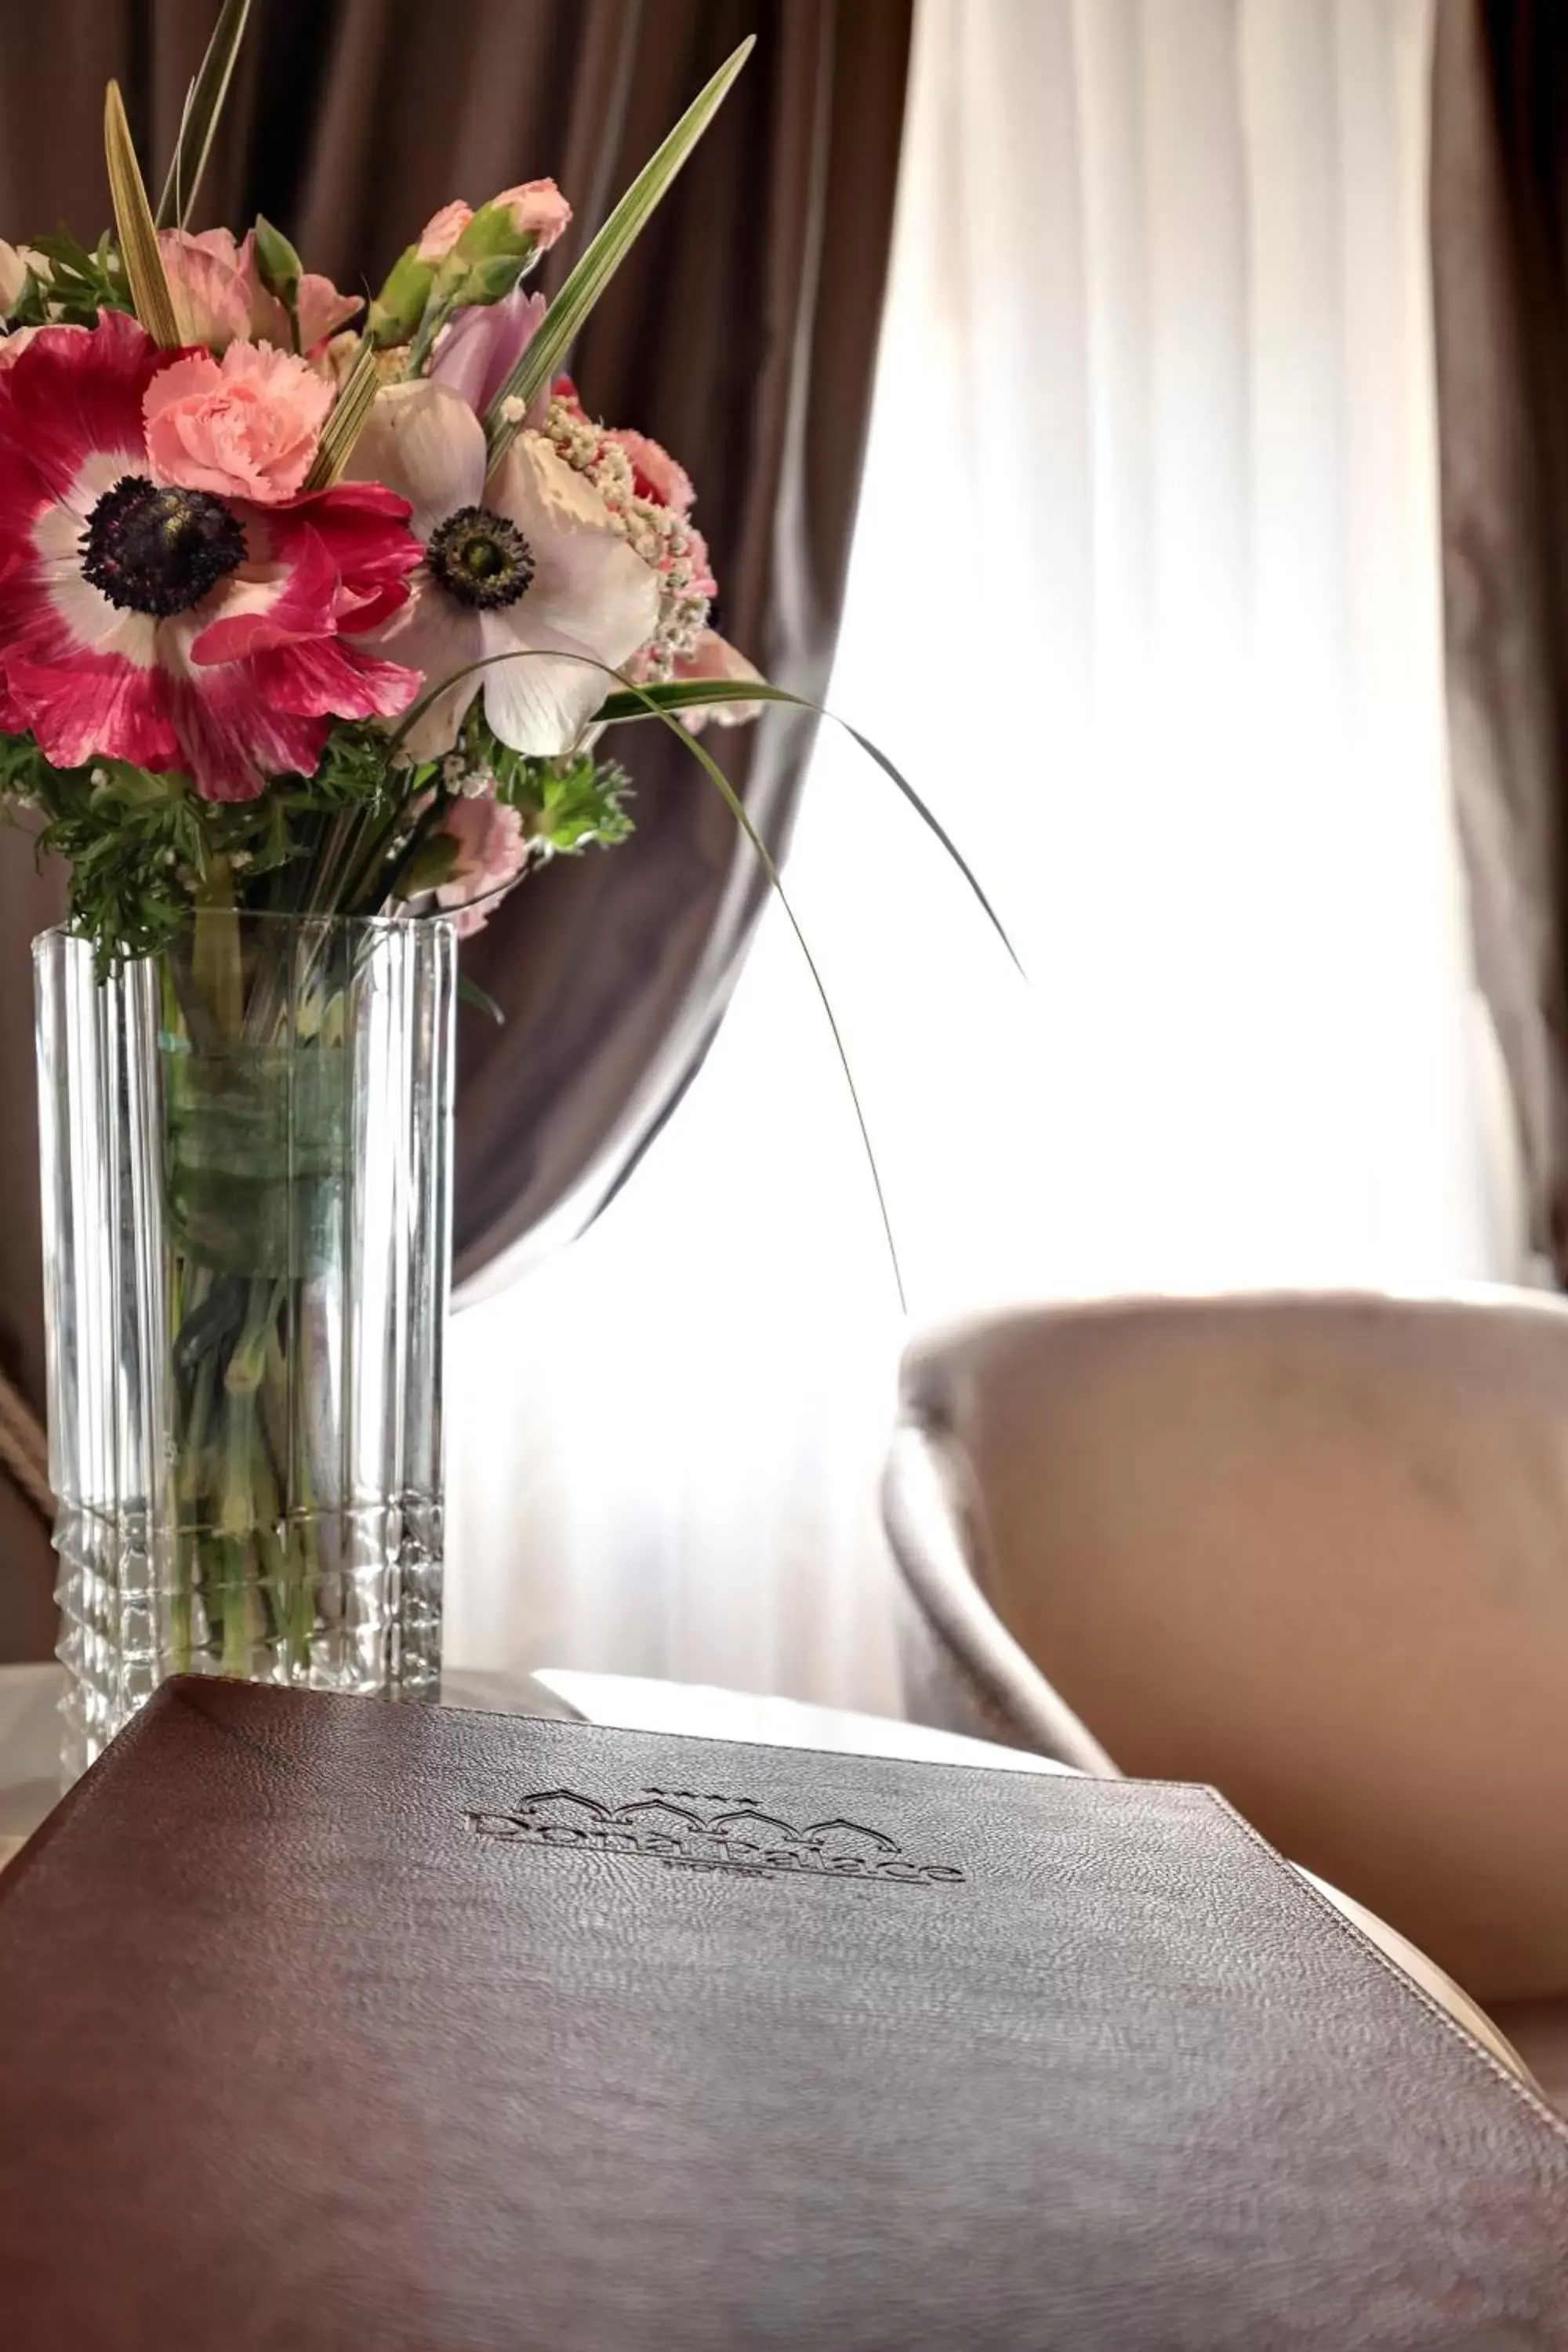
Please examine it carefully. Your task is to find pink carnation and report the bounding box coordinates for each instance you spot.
[417,201,472,263]
[490,179,572,252]
[436,790,531,935]
[609,428,695,517]
[144,342,334,506]
[683,523,718,599]
[417,183,570,270]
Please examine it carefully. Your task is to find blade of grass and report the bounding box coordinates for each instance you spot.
[484,37,755,463]
[637,695,907,1311]
[596,677,1023,975]
[156,0,253,230]
[458,974,506,1025]
[105,82,182,347]
[303,339,380,489]
[386,647,906,1306]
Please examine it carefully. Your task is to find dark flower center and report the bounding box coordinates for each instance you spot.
[80,476,247,619]
[426,505,535,610]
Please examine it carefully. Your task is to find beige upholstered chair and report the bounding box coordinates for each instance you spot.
[883,1291,1568,2096]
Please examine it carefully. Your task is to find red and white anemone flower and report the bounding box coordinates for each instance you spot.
[0,309,423,800]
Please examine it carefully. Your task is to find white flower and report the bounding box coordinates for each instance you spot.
[0,239,42,312]
[0,242,24,312]
[345,381,659,759]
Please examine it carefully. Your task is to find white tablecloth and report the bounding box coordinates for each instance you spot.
[0,1665,63,1863]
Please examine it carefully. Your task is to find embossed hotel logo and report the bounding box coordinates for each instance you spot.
[470,1787,965,1886]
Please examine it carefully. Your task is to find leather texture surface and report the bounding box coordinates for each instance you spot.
[2,1679,1568,2350]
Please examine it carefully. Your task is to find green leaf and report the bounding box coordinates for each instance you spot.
[20,227,131,324]
[596,679,1023,975]
[458,974,506,1025]
[534,751,633,852]
[453,202,536,270]
[303,338,380,488]
[399,829,459,896]
[29,228,99,277]
[104,81,181,346]
[387,643,907,1307]
[155,0,254,230]
[620,674,907,1312]
[369,246,434,346]
[484,35,755,459]
[458,251,532,306]
[252,214,301,307]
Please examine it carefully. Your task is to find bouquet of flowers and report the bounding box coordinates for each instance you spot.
[15,3,998,1766]
[0,26,764,963]
[8,4,792,1757]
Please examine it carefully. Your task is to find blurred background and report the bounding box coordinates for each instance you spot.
[0,1,1552,1719]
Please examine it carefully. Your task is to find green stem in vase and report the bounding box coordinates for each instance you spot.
[160,909,356,1686]
[261,1295,320,1677]
[191,860,243,1039]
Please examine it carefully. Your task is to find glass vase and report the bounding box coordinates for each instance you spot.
[34,912,456,1780]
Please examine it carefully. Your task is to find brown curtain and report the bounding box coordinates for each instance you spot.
[0,0,911,1656]
[1432,0,1568,1275]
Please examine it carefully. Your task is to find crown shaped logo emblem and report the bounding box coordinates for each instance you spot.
[469,1786,965,1886]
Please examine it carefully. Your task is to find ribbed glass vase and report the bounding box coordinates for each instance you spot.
[34,913,456,1780]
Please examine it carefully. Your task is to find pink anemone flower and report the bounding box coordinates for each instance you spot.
[0,310,423,800]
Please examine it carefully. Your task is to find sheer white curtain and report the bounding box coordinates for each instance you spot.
[447,0,1511,1708]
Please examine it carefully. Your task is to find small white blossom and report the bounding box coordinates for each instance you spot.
[543,396,710,678]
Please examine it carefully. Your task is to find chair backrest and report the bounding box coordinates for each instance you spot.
[887,1291,1568,2004]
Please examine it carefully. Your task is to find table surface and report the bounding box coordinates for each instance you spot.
[0,1663,1068,1865]
[0,1661,1534,2091]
